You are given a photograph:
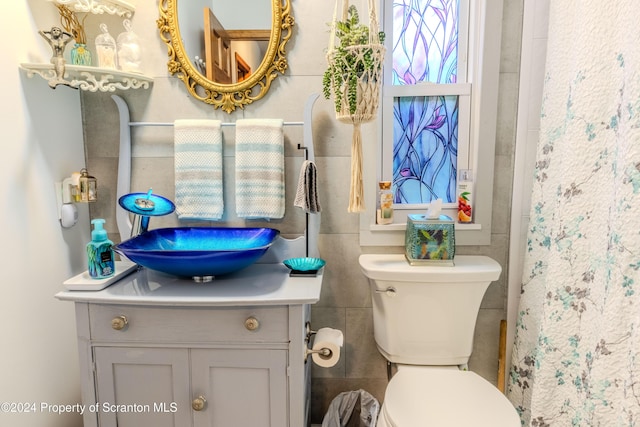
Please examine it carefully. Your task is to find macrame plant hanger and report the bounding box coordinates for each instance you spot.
[326,0,385,212]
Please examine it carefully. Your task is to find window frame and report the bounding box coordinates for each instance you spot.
[360,0,503,246]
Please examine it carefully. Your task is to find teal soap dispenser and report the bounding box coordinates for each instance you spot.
[87,219,115,279]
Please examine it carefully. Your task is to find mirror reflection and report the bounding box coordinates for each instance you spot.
[158,0,294,112]
[177,0,271,84]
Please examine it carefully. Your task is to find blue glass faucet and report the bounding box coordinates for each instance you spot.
[118,189,175,237]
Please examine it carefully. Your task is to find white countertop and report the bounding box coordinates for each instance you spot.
[55,263,323,307]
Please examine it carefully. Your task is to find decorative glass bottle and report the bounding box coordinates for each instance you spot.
[95,23,117,69]
[117,19,142,73]
[71,43,92,66]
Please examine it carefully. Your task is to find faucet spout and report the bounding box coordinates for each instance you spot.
[130,214,152,238]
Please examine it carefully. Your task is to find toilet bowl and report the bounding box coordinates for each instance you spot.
[358,254,520,426]
[375,366,520,426]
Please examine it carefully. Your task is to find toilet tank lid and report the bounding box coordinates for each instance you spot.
[383,368,520,426]
[358,254,501,282]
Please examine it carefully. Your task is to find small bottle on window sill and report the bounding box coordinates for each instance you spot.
[376,181,394,225]
[457,169,473,223]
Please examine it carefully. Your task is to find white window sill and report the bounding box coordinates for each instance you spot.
[361,220,488,247]
[369,222,482,232]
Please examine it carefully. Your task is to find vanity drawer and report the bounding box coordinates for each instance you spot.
[89,304,289,344]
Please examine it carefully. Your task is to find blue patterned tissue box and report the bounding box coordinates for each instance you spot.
[404,214,455,265]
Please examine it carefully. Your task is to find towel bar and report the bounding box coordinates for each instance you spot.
[127,121,304,127]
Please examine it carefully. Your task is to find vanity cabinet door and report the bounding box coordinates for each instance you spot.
[190,348,288,427]
[93,347,193,427]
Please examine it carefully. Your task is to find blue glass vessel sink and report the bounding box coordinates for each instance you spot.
[113,227,280,278]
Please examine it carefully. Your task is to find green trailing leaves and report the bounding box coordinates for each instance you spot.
[323,5,385,115]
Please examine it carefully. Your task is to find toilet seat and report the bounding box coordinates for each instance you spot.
[376,366,520,427]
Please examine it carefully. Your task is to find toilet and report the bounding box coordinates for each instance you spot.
[359,254,520,426]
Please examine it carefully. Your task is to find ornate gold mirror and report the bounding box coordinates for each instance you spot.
[157,0,294,113]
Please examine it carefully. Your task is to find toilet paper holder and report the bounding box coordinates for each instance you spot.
[304,322,333,360]
[305,321,316,343]
[306,347,333,357]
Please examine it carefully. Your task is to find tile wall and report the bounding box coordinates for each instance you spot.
[81,1,523,423]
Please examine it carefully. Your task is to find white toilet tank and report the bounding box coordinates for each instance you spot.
[358,254,501,365]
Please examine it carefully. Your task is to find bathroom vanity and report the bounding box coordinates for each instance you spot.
[56,263,323,427]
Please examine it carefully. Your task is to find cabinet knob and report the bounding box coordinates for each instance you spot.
[111,315,128,331]
[244,316,260,331]
[192,395,207,411]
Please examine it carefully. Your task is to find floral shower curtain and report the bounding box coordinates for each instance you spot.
[507,2,640,426]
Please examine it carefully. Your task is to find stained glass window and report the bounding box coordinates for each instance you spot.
[393,96,459,204]
[365,0,500,244]
[392,0,459,85]
[386,0,466,205]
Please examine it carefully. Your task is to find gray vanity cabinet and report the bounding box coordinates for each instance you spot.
[190,348,288,426]
[57,265,323,427]
[93,346,288,427]
[93,346,192,427]
[76,303,300,427]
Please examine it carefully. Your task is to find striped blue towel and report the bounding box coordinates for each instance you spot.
[174,120,224,220]
[235,119,285,219]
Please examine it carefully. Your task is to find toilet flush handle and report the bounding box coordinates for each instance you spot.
[375,287,397,297]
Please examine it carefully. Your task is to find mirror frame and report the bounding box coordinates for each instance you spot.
[157,0,294,113]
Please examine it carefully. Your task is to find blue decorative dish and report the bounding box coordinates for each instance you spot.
[283,257,326,274]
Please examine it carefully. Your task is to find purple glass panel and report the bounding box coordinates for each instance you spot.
[392,96,458,204]
[391,1,460,205]
[392,0,459,85]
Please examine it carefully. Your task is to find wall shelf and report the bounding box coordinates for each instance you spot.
[20,63,152,92]
[47,0,135,18]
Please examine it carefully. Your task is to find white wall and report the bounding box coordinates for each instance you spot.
[213,0,271,29]
[0,2,89,426]
[178,0,210,65]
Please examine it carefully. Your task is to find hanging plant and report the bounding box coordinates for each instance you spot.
[322,5,385,118]
[322,1,386,212]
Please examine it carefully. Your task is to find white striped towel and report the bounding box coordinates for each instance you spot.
[235,119,285,219]
[174,119,224,220]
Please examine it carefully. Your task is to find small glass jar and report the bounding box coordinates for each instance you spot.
[95,23,117,69]
[376,181,393,225]
[117,19,142,73]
